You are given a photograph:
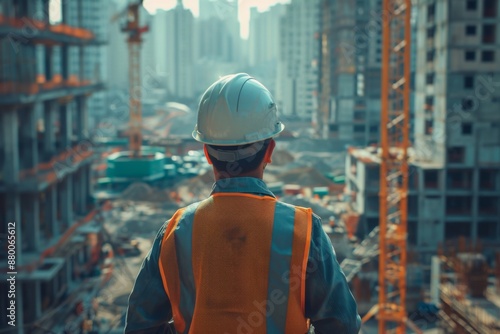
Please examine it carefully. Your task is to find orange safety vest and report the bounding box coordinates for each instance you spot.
[159,193,313,333]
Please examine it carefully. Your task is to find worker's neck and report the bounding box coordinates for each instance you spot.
[213,169,263,181]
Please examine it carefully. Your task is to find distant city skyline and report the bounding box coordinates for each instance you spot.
[143,0,291,38]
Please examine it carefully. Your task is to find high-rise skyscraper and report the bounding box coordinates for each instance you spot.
[276,0,321,119]
[154,1,195,99]
[194,0,242,97]
[346,0,500,260]
[323,0,383,145]
[198,0,239,55]
[247,4,286,95]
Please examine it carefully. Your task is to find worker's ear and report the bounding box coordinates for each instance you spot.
[203,144,213,165]
[263,139,275,164]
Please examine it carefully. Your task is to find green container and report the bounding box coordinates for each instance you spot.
[107,151,165,179]
[313,187,329,198]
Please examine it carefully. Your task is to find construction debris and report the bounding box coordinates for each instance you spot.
[121,182,173,202]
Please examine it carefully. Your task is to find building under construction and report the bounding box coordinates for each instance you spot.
[1,0,500,333]
[0,0,106,333]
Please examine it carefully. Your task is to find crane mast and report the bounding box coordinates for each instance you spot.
[378,0,412,333]
[121,1,148,157]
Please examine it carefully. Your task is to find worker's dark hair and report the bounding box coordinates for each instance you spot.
[207,139,271,175]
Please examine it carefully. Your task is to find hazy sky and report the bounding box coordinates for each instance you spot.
[143,0,291,39]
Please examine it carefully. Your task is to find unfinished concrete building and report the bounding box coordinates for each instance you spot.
[346,0,500,264]
[0,0,105,332]
[324,0,383,145]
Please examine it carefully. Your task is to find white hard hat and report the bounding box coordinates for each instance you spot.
[192,73,285,146]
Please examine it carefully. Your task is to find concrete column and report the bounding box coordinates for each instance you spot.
[76,96,88,141]
[43,101,57,161]
[471,168,479,242]
[44,46,53,81]
[1,109,20,184]
[20,106,39,171]
[16,281,24,334]
[86,165,92,209]
[67,255,73,284]
[72,169,79,213]
[59,102,73,150]
[23,194,41,252]
[6,194,22,264]
[74,170,86,214]
[59,176,73,228]
[61,45,69,80]
[45,186,59,238]
[23,282,41,323]
[78,44,84,80]
[81,168,89,212]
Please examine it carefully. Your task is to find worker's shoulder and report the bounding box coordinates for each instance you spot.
[275,200,322,224]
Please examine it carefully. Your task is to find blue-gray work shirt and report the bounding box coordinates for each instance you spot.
[125,177,361,334]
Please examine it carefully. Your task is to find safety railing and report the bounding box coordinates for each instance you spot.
[18,145,94,182]
[0,15,94,40]
[0,75,95,95]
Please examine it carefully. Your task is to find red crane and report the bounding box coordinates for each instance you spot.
[378,0,412,332]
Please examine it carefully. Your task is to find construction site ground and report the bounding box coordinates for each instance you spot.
[93,200,178,333]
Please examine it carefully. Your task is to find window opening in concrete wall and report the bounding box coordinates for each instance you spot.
[481,50,495,62]
[427,3,435,21]
[465,50,476,61]
[427,26,436,38]
[466,25,477,35]
[483,0,498,17]
[479,169,498,190]
[464,75,474,89]
[445,222,472,239]
[461,123,473,134]
[446,196,472,215]
[424,170,439,189]
[462,97,475,110]
[425,119,434,135]
[426,72,435,85]
[482,24,496,43]
[447,147,465,163]
[425,96,434,109]
[478,196,499,215]
[477,221,499,240]
[353,125,365,133]
[467,0,478,10]
[447,169,473,189]
[427,49,435,62]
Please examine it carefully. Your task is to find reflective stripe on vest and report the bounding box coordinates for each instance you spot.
[159,194,313,334]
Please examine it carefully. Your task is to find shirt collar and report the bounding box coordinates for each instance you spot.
[210,177,275,198]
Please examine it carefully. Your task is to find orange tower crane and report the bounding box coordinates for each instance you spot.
[120,0,149,157]
[378,0,412,333]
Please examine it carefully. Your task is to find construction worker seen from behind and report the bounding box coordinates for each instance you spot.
[125,73,361,334]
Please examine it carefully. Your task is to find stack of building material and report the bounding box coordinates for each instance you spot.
[456,253,489,298]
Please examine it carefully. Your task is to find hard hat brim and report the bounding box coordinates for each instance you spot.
[192,122,285,146]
